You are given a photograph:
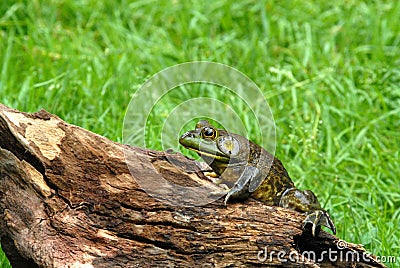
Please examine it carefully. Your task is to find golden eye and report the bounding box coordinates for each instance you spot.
[201,127,217,139]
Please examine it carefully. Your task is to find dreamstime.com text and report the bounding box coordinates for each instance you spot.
[257,245,397,264]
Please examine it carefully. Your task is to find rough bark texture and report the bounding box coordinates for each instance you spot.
[0,104,385,268]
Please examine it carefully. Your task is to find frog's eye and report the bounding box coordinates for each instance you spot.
[201,127,217,139]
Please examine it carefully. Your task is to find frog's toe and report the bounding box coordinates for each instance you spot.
[209,186,239,206]
[204,171,219,178]
[209,189,229,199]
[303,210,336,237]
[213,181,230,190]
[223,189,236,206]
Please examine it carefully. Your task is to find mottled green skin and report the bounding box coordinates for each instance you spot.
[179,120,336,236]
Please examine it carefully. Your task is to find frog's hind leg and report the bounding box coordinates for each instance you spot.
[280,188,336,237]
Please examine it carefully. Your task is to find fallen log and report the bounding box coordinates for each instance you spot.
[0,104,385,267]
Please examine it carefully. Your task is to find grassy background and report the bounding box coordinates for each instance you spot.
[1,0,399,266]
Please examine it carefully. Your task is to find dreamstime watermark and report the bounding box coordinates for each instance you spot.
[122,61,276,206]
[257,240,398,264]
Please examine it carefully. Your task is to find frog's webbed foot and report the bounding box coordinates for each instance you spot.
[303,210,336,237]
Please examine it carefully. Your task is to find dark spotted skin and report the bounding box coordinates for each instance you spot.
[251,156,295,206]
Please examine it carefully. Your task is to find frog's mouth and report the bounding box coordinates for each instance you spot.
[184,146,230,163]
[179,131,230,162]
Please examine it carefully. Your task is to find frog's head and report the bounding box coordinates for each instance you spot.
[179,120,249,175]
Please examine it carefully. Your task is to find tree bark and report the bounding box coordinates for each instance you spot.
[0,104,385,268]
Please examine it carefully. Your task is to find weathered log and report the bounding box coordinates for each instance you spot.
[0,104,385,267]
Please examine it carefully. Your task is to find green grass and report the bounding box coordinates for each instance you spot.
[1,0,399,266]
[0,244,10,268]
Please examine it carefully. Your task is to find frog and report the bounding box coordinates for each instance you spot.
[179,120,336,237]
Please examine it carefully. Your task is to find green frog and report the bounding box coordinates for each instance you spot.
[179,120,336,237]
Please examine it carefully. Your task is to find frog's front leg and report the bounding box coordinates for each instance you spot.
[223,166,262,205]
[280,188,336,237]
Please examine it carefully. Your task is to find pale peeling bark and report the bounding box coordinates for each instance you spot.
[0,104,385,268]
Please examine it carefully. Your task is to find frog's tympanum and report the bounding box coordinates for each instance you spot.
[179,120,336,237]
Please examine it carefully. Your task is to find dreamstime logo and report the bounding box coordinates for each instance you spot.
[336,239,348,250]
[257,240,398,264]
[122,62,276,206]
